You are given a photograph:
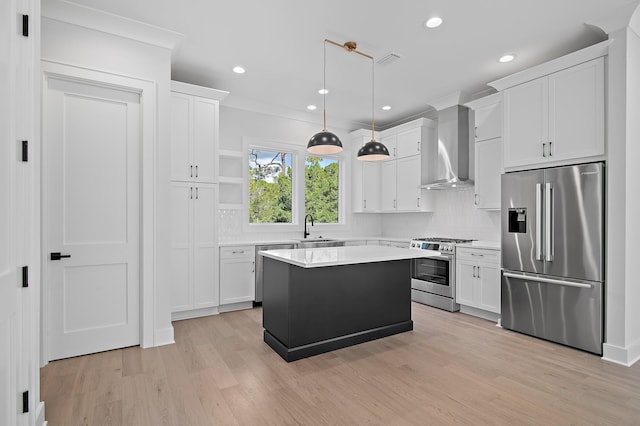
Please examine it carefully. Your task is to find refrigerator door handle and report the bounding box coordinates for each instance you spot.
[535,183,543,261]
[545,183,554,262]
[503,271,593,289]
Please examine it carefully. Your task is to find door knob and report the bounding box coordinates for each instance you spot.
[50,252,71,260]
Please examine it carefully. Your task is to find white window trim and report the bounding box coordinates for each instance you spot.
[242,136,350,233]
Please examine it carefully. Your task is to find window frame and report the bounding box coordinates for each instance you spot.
[242,136,348,233]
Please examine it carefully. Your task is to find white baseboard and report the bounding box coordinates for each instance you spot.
[459,305,500,324]
[219,301,254,313]
[152,326,175,347]
[171,306,219,321]
[602,338,640,366]
[36,401,46,426]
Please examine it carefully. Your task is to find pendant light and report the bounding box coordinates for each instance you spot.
[357,53,389,161]
[307,41,343,155]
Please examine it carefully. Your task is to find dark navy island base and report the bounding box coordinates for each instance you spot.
[262,257,413,362]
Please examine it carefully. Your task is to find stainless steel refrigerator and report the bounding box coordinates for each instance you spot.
[501,162,604,354]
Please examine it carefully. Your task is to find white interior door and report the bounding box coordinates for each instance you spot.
[46,77,141,360]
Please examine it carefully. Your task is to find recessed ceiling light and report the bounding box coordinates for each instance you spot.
[318,88,329,95]
[307,105,317,110]
[232,66,245,74]
[381,105,392,111]
[499,54,515,63]
[425,17,443,29]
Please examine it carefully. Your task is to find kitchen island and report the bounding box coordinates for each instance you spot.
[259,245,438,362]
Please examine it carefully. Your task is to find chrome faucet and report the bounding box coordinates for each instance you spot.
[304,214,314,239]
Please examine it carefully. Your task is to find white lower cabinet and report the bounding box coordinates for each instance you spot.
[170,182,219,318]
[456,247,501,314]
[219,245,255,307]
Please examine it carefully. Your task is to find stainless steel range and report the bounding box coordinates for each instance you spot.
[408,237,473,312]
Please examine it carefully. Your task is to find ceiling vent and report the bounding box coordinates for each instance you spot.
[376,52,401,66]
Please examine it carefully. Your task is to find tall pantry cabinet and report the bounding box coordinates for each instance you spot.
[170,81,228,320]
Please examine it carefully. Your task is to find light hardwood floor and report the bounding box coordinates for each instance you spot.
[41,303,640,425]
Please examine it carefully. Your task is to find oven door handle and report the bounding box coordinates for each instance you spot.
[416,254,450,261]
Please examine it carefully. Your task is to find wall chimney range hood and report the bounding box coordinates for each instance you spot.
[421,105,473,190]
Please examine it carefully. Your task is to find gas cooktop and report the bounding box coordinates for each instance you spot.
[412,237,474,243]
[409,237,474,253]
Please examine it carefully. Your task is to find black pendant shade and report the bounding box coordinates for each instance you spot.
[307,130,343,155]
[357,139,389,161]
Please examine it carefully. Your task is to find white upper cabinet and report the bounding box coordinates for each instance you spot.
[380,134,397,161]
[350,131,381,213]
[381,160,397,211]
[465,93,503,210]
[396,127,422,158]
[474,138,502,210]
[548,59,605,162]
[473,97,503,142]
[170,81,228,183]
[171,93,219,183]
[396,156,423,211]
[350,118,436,214]
[502,57,604,168]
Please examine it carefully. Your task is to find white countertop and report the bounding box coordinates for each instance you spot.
[259,245,440,268]
[457,241,501,250]
[219,236,411,247]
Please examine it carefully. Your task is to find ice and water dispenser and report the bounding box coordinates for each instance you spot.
[508,208,527,233]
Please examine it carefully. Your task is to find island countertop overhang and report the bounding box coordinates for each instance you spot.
[258,245,441,268]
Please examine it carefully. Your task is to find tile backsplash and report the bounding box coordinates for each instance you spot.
[381,188,501,241]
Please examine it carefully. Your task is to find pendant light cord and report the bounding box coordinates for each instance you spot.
[323,40,327,131]
[371,57,375,141]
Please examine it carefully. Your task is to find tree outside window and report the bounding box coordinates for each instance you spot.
[248,148,292,223]
[247,148,341,225]
[305,156,339,223]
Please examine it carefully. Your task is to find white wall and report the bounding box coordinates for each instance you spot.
[218,106,382,242]
[41,16,175,348]
[381,190,501,241]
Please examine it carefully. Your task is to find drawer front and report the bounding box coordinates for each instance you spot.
[220,245,254,259]
[456,248,499,264]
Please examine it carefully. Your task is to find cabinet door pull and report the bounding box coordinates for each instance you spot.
[542,142,547,158]
[417,197,420,208]
[190,187,193,199]
[393,199,397,209]
[474,194,479,205]
[196,187,199,199]
[475,126,478,139]
[471,253,484,257]
[195,165,198,177]
[548,141,553,157]
[477,267,480,279]
[251,260,255,273]
[393,147,397,158]
[417,140,420,152]
[364,199,367,209]
[473,266,477,278]
[190,165,193,177]
[231,250,245,254]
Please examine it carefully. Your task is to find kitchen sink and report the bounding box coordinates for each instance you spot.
[296,239,345,249]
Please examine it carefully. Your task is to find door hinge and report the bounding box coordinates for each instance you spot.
[22,390,29,413]
[21,266,28,288]
[22,15,29,37]
[21,140,28,162]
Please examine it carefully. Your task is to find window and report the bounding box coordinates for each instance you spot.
[248,148,293,223]
[305,156,339,223]
[245,138,345,229]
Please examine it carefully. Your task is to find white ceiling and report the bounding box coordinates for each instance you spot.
[65,0,632,130]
